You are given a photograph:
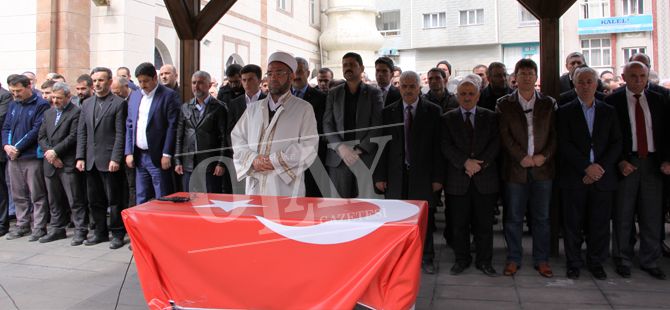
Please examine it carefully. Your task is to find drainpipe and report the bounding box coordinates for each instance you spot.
[49,0,58,73]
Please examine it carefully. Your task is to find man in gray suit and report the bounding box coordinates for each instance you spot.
[38,82,87,245]
[323,52,383,198]
[76,67,127,249]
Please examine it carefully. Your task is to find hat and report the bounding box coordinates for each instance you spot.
[268,52,297,73]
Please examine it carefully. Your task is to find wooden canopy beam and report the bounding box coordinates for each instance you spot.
[163,0,238,102]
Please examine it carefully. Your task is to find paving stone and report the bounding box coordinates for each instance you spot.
[432,298,520,310]
[435,284,518,302]
[605,290,670,309]
[521,302,612,310]
[517,287,609,305]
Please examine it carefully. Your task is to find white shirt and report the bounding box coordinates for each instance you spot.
[625,88,655,152]
[245,90,262,105]
[518,92,536,155]
[136,85,157,150]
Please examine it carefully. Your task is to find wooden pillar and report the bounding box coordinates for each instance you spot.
[180,39,199,102]
[539,17,560,100]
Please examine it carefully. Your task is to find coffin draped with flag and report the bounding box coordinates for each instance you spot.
[122,193,428,310]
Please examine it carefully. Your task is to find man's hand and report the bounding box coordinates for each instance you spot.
[53,158,64,169]
[585,163,605,181]
[213,165,225,176]
[125,155,134,168]
[4,145,18,160]
[161,156,171,170]
[520,155,535,168]
[375,181,387,193]
[432,182,443,192]
[464,159,483,176]
[44,149,58,162]
[661,162,670,175]
[338,144,360,167]
[174,164,184,175]
[252,155,274,172]
[108,161,120,172]
[618,160,637,177]
[76,160,85,172]
[582,175,595,185]
[532,154,546,167]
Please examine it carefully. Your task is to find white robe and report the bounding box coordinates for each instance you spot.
[231,92,318,196]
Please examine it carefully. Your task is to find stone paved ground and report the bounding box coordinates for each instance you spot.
[0,214,669,310]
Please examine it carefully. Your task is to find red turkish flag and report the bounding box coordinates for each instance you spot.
[122,193,428,310]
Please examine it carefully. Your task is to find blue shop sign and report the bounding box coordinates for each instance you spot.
[578,15,653,35]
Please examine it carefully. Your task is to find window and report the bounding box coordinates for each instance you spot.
[581,38,611,67]
[423,12,446,29]
[309,0,319,26]
[519,6,537,25]
[278,0,292,13]
[580,0,609,19]
[623,0,643,15]
[623,47,647,62]
[459,9,483,26]
[377,10,400,36]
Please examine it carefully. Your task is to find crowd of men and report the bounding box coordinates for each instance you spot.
[0,50,668,284]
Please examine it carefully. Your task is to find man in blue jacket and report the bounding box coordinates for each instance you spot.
[2,74,50,241]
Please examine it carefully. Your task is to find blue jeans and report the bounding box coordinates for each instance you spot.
[504,172,552,266]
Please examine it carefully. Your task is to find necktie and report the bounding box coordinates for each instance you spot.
[634,94,648,158]
[55,110,62,126]
[464,111,474,157]
[404,105,413,166]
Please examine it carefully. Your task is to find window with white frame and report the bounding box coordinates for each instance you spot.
[622,0,643,15]
[278,0,292,13]
[519,6,537,25]
[309,0,319,26]
[459,9,484,26]
[581,38,611,67]
[623,47,647,62]
[423,12,446,29]
[377,10,400,36]
[580,0,610,19]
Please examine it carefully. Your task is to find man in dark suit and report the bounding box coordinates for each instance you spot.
[112,76,136,208]
[0,83,12,236]
[117,67,139,92]
[217,64,244,105]
[442,74,500,276]
[558,65,606,107]
[76,67,127,249]
[478,62,513,111]
[560,52,605,94]
[423,68,458,113]
[606,61,670,280]
[175,71,229,193]
[498,59,557,278]
[373,71,443,274]
[125,62,180,204]
[38,82,87,245]
[323,52,384,198]
[293,57,327,197]
[629,53,670,98]
[227,65,266,135]
[375,57,401,107]
[557,67,623,280]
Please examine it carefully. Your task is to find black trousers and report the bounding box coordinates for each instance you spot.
[46,169,87,235]
[561,186,613,268]
[398,166,435,262]
[447,183,496,266]
[86,167,126,238]
[0,161,8,231]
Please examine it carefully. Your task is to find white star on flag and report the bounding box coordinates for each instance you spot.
[193,199,266,212]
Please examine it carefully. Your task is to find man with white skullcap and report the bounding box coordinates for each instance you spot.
[231,52,319,196]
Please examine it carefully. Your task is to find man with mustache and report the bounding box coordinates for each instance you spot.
[323,52,384,198]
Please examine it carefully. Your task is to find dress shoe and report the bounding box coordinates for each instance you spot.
[109,237,125,250]
[39,230,66,243]
[503,262,519,276]
[27,229,47,242]
[662,240,670,258]
[566,267,580,279]
[476,264,498,277]
[0,229,7,237]
[535,262,554,278]
[615,265,631,278]
[71,234,87,246]
[450,262,470,275]
[6,227,31,240]
[641,267,666,280]
[84,235,109,246]
[588,265,607,280]
[422,261,436,274]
